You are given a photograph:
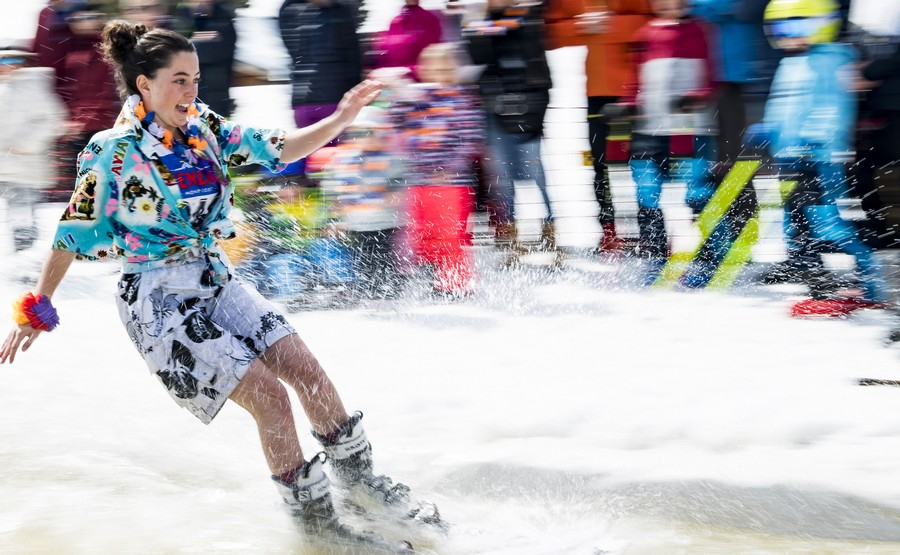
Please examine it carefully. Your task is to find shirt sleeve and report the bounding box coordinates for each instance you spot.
[204,109,288,172]
[53,139,117,260]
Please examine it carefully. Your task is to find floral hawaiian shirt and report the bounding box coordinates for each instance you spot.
[53,95,286,285]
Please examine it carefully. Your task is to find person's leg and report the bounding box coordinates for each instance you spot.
[429,186,474,294]
[232,335,410,545]
[516,134,553,223]
[811,162,888,303]
[258,334,350,438]
[588,95,623,250]
[784,166,826,274]
[682,135,718,214]
[630,134,669,260]
[715,82,746,172]
[485,115,518,223]
[486,116,524,264]
[257,331,412,507]
[229,359,305,476]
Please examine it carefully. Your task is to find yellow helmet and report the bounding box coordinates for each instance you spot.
[763,0,841,47]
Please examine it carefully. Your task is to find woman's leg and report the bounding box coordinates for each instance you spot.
[233,354,408,548]
[258,334,350,438]
[229,359,304,476]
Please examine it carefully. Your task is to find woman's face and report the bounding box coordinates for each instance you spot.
[67,10,106,36]
[121,0,167,28]
[138,51,201,132]
[419,54,458,86]
[651,0,685,19]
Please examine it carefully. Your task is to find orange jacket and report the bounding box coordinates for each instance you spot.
[544,0,653,98]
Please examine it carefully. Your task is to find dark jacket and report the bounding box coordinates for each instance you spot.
[465,3,552,139]
[860,41,900,112]
[188,2,238,117]
[278,0,362,106]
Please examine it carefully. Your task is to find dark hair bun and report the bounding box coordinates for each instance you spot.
[101,20,149,67]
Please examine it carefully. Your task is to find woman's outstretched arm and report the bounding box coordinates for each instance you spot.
[279,79,383,163]
[0,248,77,364]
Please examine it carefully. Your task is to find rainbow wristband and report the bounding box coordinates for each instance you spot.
[12,292,60,332]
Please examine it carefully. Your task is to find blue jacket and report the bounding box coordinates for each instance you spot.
[690,0,778,85]
[763,43,858,163]
[53,95,286,285]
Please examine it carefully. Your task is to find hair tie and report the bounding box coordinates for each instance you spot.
[12,292,60,332]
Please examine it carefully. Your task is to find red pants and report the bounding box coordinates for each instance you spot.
[407,186,474,293]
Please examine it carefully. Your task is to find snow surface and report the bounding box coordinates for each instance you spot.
[1,211,900,554]
[3,1,900,554]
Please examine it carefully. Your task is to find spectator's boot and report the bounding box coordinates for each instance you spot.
[597,222,625,254]
[540,221,563,269]
[495,221,525,269]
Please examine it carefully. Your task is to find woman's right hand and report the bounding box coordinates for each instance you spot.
[0,325,42,365]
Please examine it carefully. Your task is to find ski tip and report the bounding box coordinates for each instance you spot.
[857,378,900,387]
[407,501,449,533]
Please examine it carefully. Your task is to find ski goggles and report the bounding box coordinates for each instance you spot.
[765,14,837,41]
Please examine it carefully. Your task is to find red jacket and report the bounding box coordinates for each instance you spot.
[59,33,120,132]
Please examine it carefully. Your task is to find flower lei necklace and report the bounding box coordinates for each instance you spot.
[134,99,209,157]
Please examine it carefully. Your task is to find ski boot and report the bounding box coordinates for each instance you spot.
[272,452,413,553]
[314,412,442,527]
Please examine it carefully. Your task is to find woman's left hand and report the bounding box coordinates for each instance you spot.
[0,325,42,365]
[334,80,384,127]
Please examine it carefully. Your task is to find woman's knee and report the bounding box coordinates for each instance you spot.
[261,334,322,381]
[230,362,293,420]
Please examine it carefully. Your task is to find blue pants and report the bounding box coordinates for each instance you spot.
[629,133,717,258]
[778,160,888,302]
[486,114,551,222]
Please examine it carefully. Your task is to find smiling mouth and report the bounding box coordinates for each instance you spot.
[176,103,190,114]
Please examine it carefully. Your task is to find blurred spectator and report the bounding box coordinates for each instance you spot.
[392,43,485,296]
[614,0,716,285]
[690,0,779,169]
[58,1,120,134]
[847,0,900,250]
[233,181,356,306]
[32,0,71,95]
[754,0,888,317]
[35,0,119,201]
[180,0,237,117]
[309,107,408,300]
[545,0,653,254]
[120,0,173,29]
[371,0,443,82]
[0,51,66,252]
[464,0,554,267]
[847,0,900,338]
[687,0,780,287]
[440,0,466,43]
[278,0,362,176]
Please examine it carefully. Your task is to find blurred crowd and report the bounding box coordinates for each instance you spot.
[1,0,899,333]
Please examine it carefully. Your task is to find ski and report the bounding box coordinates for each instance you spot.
[339,495,448,555]
[858,378,900,387]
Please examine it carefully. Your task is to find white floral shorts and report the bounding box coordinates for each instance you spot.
[115,261,295,424]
